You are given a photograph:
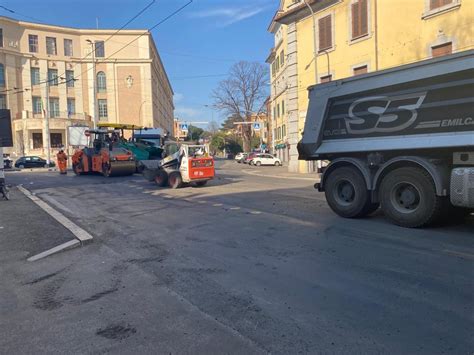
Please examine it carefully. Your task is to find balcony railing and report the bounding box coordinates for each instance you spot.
[15,111,91,121]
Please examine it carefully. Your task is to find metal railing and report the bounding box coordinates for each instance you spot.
[15,111,91,121]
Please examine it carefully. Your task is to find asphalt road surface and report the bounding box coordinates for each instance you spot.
[1,160,473,354]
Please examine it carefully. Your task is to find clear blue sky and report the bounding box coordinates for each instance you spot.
[2,0,276,128]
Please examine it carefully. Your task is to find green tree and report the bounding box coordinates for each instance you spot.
[186,125,204,142]
[210,132,226,155]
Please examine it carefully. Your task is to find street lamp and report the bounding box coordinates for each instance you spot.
[303,0,318,84]
[86,39,98,128]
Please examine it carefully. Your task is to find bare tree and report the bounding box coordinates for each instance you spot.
[212,61,269,151]
[207,120,220,134]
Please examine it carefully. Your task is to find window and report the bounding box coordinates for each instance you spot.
[64,39,73,56]
[95,41,105,57]
[351,0,368,40]
[28,34,38,53]
[281,100,285,115]
[273,106,276,120]
[0,29,3,48]
[318,15,332,51]
[353,65,368,76]
[320,74,332,83]
[430,0,453,10]
[46,37,57,55]
[0,64,5,87]
[50,133,63,148]
[0,94,6,109]
[32,133,43,149]
[98,99,108,119]
[282,124,286,138]
[432,42,452,57]
[67,98,75,116]
[48,69,58,86]
[49,98,60,118]
[97,71,106,92]
[274,128,277,140]
[275,56,280,72]
[278,127,282,140]
[272,62,276,77]
[280,50,284,66]
[65,70,75,87]
[32,96,42,114]
[277,103,280,118]
[31,67,40,85]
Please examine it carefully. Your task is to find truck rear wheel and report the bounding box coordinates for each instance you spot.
[168,172,182,189]
[325,166,373,218]
[379,167,442,228]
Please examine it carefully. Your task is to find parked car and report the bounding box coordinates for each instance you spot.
[251,154,282,166]
[3,154,12,169]
[244,153,258,164]
[234,152,248,163]
[14,156,55,169]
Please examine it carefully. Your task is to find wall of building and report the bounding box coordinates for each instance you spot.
[0,16,174,158]
[270,0,474,173]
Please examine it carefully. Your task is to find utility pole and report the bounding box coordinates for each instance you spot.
[303,0,318,84]
[87,40,98,129]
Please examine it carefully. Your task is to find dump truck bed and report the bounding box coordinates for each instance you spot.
[298,50,474,160]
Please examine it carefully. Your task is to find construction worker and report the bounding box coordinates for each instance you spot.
[57,149,68,175]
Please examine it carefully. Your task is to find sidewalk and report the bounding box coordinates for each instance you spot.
[0,187,77,263]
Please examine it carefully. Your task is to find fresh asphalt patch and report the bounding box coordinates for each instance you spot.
[0,187,80,261]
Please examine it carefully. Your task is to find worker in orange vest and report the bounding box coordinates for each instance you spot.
[57,149,68,175]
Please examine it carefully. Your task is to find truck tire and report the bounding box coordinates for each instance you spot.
[324,166,373,218]
[168,172,182,189]
[155,170,168,187]
[379,167,442,228]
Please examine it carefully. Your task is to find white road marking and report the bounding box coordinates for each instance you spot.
[213,203,223,207]
[230,207,241,210]
[18,185,93,243]
[27,239,80,262]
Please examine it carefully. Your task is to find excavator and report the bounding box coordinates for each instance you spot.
[71,128,136,177]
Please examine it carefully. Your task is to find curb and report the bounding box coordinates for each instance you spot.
[17,185,93,245]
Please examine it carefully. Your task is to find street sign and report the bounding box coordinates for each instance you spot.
[253,122,261,131]
[180,123,189,132]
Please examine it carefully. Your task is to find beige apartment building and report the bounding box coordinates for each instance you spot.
[0,16,174,158]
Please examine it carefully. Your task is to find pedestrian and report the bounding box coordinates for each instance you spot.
[57,149,68,175]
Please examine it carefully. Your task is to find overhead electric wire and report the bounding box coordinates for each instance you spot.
[3,0,193,96]
[0,0,158,94]
[0,4,43,23]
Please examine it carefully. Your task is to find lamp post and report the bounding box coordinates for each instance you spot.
[303,0,318,84]
[86,39,97,128]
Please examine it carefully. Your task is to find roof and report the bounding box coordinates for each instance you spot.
[274,0,337,25]
[0,16,147,35]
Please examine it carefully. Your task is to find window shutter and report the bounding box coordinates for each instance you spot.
[351,2,360,39]
[353,65,368,76]
[360,0,368,36]
[432,42,452,57]
[430,0,439,10]
[319,15,332,51]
